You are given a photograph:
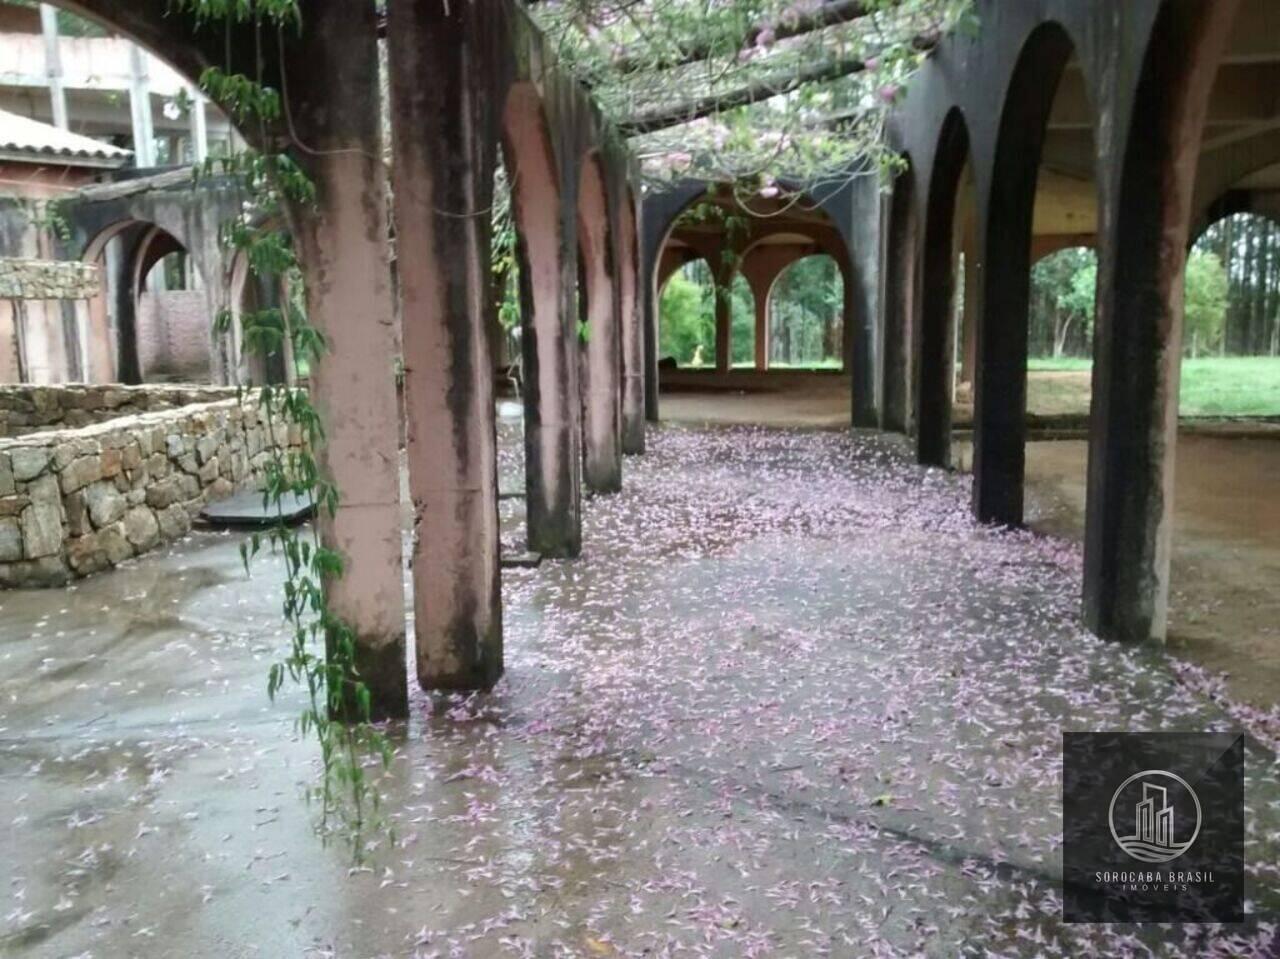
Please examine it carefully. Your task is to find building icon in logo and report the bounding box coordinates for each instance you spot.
[1109,770,1201,864]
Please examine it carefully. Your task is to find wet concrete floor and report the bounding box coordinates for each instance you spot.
[2,420,1279,957]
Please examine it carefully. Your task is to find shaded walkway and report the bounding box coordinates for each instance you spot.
[2,425,1278,956]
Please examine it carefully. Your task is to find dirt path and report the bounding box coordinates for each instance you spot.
[1022,435,1280,711]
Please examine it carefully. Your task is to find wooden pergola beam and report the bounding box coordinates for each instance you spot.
[619,53,869,135]
[608,0,879,76]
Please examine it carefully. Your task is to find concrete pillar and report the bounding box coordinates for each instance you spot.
[850,178,883,427]
[1082,0,1240,642]
[959,228,978,390]
[39,5,67,130]
[127,44,155,168]
[283,0,408,717]
[917,113,969,469]
[740,244,812,372]
[644,257,660,422]
[387,0,502,689]
[618,194,646,455]
[971,226,1029,523]
[111,224,149,385]
[971,24,1080,526]
[881,170,916,434]
[188,89,209,164]
[753,291,770,370]
[577,155,623,493]
[502,84,582,557]
[712,247,732,372]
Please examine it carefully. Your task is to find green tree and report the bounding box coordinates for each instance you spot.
[1183,249,1229,357]
[659,270,714,365]
[1030,246,1095,358]
[770,256,843,366]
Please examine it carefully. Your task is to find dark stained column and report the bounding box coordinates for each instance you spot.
[618,195,646,455]
[577,156,623,493]
[971,209,1030,523]
[1083,0,1240,642]
[713,248,733,373]
[881,170,915,434]
[917,113,969,469]
[972,25,1076,526]
[112,224,149,385]
[503,85,582,557]
[849,178,882,427]
[387,0,502,689]
[283,0,407,717]
[754,291,769,370]
[643,264,660,423]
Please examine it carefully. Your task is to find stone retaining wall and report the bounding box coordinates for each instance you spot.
[0,384,239,438]
[0,259,100,299]
[0,395,300,587]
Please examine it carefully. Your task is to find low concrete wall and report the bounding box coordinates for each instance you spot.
[660,368,846,392]
[0,384,238,438]
[0,393,299,587]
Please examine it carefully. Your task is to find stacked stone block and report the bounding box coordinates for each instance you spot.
[0,259,100,299]
[0,393,301,587]
[0,384,239,438]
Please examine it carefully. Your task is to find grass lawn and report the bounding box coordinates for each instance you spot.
[1028,357,1092,373]
[730,359,844,370]
[1021,355,1280,417]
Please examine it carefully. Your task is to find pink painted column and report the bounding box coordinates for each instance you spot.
[577,156,622,493]
[741,244,809,372]
[618,194,646,455]
[387,0,502,689]
[284,0,407,717]
[503,85,583,557]
[712,251,733,374]
[753,292,770,370]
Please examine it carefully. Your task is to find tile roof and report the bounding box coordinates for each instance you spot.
[0,108,130,167]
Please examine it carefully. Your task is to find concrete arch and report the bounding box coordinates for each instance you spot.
[917,107,971,467]
[646,183,726,375]
[763,252,846,370]
[972,20,1078,524]
[1191,204,1280,252]
[576,150,622,494]
[130,224,214,383]
[1082,0,1243,643]
[869,0,1270,653]
[656,249,712,298]
[648,183,857,380]
[501,81,582,558]
[77,213,211,384]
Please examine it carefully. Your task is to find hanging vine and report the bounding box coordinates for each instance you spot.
[173,0,392,856]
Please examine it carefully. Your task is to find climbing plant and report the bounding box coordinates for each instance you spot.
[174,0,393,856]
